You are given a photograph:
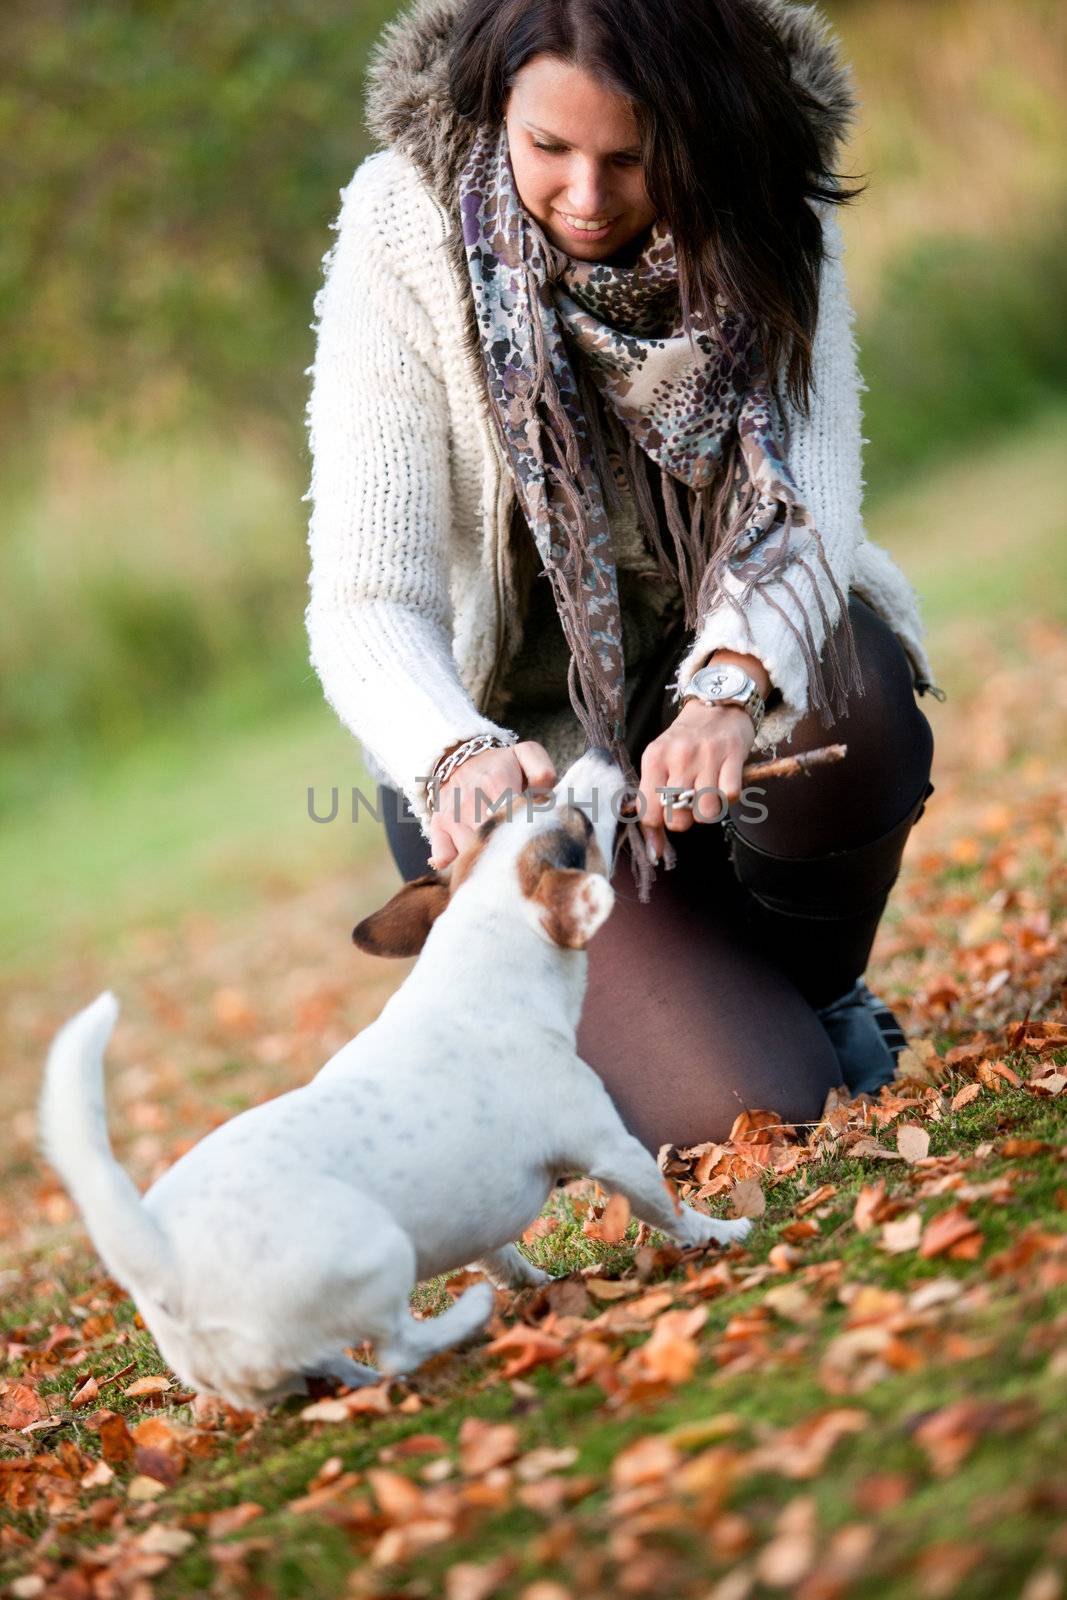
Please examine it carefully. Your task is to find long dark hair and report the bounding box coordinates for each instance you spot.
[447,0,864,414]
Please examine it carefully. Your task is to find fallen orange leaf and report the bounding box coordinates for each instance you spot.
[484,1326,566,1380]
[920,1206,982,1260]
[583,1192,631,1244]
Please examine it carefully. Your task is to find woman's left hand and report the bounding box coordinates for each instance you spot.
[637,699,756,861]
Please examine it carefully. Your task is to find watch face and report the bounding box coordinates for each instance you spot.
[694,664,749,700]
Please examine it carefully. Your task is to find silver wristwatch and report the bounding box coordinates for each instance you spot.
[680,663,766,736]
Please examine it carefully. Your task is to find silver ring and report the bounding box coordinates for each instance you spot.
[666,788,695,810]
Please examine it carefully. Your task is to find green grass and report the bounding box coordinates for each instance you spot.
[0,660,376,974]
[865,405,1067,639]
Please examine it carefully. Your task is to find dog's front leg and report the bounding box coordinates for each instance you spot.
[302,1352,382,1391]
[472,1244,553,1290]
[586,1134,752,1251]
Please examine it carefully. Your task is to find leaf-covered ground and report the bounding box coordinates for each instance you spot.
[2,623,1065,1600]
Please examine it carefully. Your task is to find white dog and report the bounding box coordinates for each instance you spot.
[40,750,750,1409]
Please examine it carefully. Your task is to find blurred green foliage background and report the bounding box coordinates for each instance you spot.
[3,0,1066,967]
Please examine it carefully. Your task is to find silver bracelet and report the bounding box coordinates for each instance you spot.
[427,731,517,815]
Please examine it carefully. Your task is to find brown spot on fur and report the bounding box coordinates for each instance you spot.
[352,871,449,958]
[518,815,613,950]
[354,816,510,958]
[530,865,592,950]
[517,808,607,895]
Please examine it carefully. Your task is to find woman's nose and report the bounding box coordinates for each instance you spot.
[564,160,612,218]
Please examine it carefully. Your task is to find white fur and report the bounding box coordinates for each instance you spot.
[39,751,750,1409]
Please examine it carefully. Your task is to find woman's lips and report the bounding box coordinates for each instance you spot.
[554,211,616,242]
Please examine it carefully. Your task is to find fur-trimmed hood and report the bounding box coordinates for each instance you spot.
[364,0,857,212]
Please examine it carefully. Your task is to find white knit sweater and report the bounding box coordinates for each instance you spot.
[304,146,935,831]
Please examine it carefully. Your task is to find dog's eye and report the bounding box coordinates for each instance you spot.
[557,835,586,871]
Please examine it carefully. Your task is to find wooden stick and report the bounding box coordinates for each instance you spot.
[740,742,847,784]
[616,742,847,819]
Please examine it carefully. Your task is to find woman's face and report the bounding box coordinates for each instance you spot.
[504,54,657,262]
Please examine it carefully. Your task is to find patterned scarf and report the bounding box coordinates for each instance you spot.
[458,123,855,895]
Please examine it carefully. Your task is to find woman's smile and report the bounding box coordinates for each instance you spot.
[504,55,657,262]
[554,211,617,242]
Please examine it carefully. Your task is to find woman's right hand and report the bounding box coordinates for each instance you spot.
[427,741,557,869]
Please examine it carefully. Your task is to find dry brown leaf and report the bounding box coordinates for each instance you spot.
[731,1177,766,1219]
[515,1446,579,1484]
[96,1409,136,1465]
[763,1284,818,1325]
[484,1326,566,1380]
[919,1206,982,1260]
[584,1278,637,1301]
[853,1181,887,1234]
[756,1529,815,1588]
[610,1434,679,1488]
[345,1382,393,1416]
[522,1216,559,1243]
[639,1306,708,1385]
[977,1059,1021,1092]
[123,1374,172,1398]
[894,1040,944,1084]
[300,1397,352,1424]
[445,1557,515,1600]
[881,1213,922,1254]
[582,1192,631,1244]
[950,1083,982,1111]
[896,1125,931,1163]
[372,1519,455,1568]
[729,1109,788,1144]
[747,1410,866,1480]
[911,1400,1033,1477]
[206,1502,264,1539]
[780,1219,820,1244]
[132,1416,187,1471]
[301,1381,392,1423]
[845,1285,905,1326]
[368,1467,426,1525]
[459,1418,520,1477]
[848,1137,904,1162]
[133,1444,182,1486]
[0,1383,49,1431]
[127,1473,167,1501]
[999,1139,1051,1158]
[795,1184,838,1216]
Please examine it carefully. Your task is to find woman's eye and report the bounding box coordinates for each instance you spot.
[533,141,566,154]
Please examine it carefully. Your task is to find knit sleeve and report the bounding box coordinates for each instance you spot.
[671,203,865,750]
[304,159,516,829]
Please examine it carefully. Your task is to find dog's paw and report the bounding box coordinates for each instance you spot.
[711,1216,753,1245]
[678,1208,753,1250]
[510,1261,553,1289]
[481,1261,553,1291]
[471,1247,553,1291]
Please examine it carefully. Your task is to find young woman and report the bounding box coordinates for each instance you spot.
[305,0,939,1153]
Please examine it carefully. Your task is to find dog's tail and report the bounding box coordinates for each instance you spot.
[39,992,180,1311]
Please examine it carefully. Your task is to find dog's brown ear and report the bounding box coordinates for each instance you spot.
[526,865,615,950]
[352,871,450,958]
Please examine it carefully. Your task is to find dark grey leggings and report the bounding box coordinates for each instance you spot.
[380,597,934,1152]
